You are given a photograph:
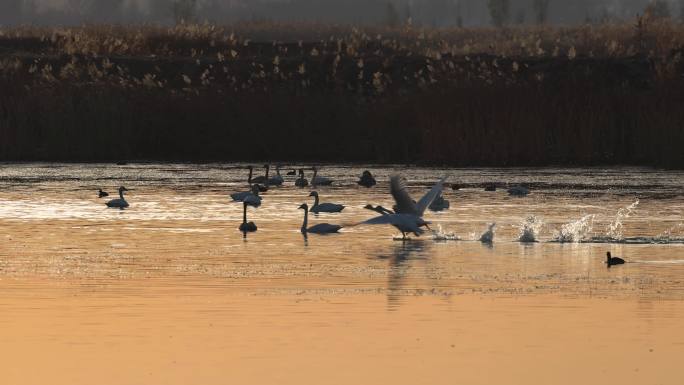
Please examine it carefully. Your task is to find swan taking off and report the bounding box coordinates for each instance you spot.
[105,186,129,209]
[309,191,345,213]
[231,185,262,207]
[298,203,341,234]
[311,166,333,186]
[295,169,309,187]
[239,201,258,233]
[98,189,109,198]
[361,175,447,239]
[357,170,376,188]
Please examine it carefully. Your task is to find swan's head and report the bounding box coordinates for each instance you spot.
[298,168,304,174]
[118,186,128,193]
[363,204,375,210]
[308,191,318,197]
[247,165,253,170]
[263,164,269,170]
[298,203,308,210]
[361,170,372,177]
[489,223,496,230]
[607,252,612,259]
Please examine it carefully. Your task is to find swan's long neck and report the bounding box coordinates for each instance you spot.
[301,208,308,232]
[312,169,318,184]
[243,202,248,224]
[312,194,319,208]
[276,166,281,176]
[119,189,125,199]
[248,168,253,183]
[264,167,270,185]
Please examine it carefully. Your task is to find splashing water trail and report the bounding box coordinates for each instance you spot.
[432,225,460,241]
[480,223,496,243]
[606,199,639,240]
[518,216,543,242]
[555,214,594,243]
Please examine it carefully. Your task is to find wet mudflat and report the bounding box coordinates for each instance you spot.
[1,163,684,384]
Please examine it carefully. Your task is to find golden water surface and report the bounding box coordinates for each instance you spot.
[1,164,684,384]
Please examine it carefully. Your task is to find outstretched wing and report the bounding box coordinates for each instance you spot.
[415,177,447,216]
[390,175,418,215]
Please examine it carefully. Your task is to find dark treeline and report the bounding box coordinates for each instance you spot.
[3,0,684,27]
[0,22,683,166]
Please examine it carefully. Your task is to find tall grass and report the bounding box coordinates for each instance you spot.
[0,21,683,166]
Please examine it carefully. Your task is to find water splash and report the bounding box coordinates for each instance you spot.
[479,223,496,243]
[554,214,595,243]
[606,199,639,240]
[518,216,543,243]
[655,222,684,243]
[431,225,460,241]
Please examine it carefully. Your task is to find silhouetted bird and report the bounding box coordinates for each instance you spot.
[484,184,497,191]
[239,201,258,233]
[298,203,341,234]
[357,170,377,188]
[98,189,109,198]
[606,252,625,267]
[105,186,129,209]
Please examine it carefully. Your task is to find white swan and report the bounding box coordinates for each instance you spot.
[299,203,341,234]
[239,201,258,232]
[267,165,284,186]
[309,191,345,213]
[311,166,333,186]
[361,175,447,239]
[231,185,262,207]
[295,169,309,187]
[105,186,129,209]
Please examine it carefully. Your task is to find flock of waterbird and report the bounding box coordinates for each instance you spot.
[97,165,625,267]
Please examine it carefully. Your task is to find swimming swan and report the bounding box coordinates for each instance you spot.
[298,203,341,234]
[267,165,284,186]
[250,164,270,185]
[295,169,309,187]
[98,189,109,198]
[507,186,529,196]
[309,191,345,213]
[311,166,333,186]
[428,193,449,211]
[606,252,625,267]
[239,201,258,232]
[364,204,394,215]
[105,186,129,209]
[357,170,376,188]
[480,223,496,243]
[362,175,446,239]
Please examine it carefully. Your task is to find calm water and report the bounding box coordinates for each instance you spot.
[1,163,684,384]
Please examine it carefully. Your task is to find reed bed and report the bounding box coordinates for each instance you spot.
[0,21,683,166]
